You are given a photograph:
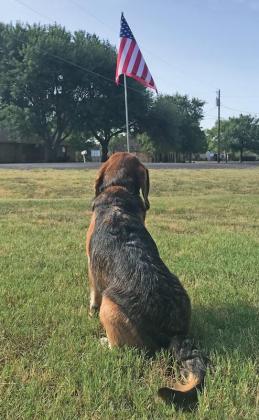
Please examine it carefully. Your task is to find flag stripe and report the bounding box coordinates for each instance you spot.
[125,73,156,90]
[141,63,148,81]
[122,39,136,74]
[127,43,139,73]
[116,37,127,82]
[117,38,132,76]
[115,13,157,92]
[131,50,142,76]
[136,56,145,78]
[145,71,152,83]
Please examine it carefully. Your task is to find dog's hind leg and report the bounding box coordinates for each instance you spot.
[88,257,102,316]
[87,213,102,316]
[99,295,144,348]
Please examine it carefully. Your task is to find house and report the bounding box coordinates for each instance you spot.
[0,130,75,163]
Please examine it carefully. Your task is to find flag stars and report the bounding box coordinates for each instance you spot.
[120,16,134,39]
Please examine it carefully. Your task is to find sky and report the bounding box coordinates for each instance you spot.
[1,0,259,128]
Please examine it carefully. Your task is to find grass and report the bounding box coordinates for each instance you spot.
[0,168,258,419]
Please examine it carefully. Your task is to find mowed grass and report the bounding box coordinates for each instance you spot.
[0,168,258,419]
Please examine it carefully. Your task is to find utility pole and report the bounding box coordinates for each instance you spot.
[216,89,221,163]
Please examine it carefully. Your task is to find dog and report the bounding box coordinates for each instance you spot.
[86,152,207,403]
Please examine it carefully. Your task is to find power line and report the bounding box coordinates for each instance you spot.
[13,0,54,22]
[10,0,213,100]
[223,95,259,99]
[14,0,218,96]
[10,0,151,96]
[68,0,115,34]
[1,31,146,96]
[221,104,259,116]
[15,0,259,116]
[206,105,217,113]
[67,0,217,93]
[1,44,254,122]
[9,0,249,126]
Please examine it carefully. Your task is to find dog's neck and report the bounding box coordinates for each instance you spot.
[93,186,146,223]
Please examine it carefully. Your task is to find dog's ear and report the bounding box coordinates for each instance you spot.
[140,167,150,210]
[95,166,105,197]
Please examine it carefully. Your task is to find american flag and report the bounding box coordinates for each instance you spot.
[115,13,157,92]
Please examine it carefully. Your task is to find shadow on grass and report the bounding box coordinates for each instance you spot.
[158,386,200,412]
[91,303,258,413]
[191,303,258,358]
[157,303,258,412]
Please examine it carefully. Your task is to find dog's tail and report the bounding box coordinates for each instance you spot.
[158,337,208,406]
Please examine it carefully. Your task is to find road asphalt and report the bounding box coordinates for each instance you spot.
[0,161,258,170]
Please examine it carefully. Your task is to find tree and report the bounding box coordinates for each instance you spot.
[206,115,259,162]
[0,24,83,160]
[227,114,259,162]
[251,123,259,154]
[136,133,156,154]
[206,119,232,158]
[172,94,206,161]
[143,95,181,154]
[78,74,152,161]
[143,94,206,161]
[0,23,152,162]
[70,28,153,161]
[0,104,38,143]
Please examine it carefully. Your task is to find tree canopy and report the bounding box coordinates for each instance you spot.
[0,22,212,162]
[0,23,151,161]
[206,114,259,161]
[143,94,206,160]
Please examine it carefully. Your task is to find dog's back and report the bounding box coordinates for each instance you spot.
[89,186,191,350]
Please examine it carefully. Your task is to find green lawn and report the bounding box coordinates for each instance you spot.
[0,168,258,419]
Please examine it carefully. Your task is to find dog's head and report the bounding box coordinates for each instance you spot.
[95,152,150,211]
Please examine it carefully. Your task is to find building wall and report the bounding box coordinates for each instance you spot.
[0,143,45,163]
[0,142,76,163]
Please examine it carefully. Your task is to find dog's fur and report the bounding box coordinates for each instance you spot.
[86,152,206,402]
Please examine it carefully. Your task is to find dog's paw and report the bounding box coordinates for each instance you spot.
[99,337,111,348]
[89,303,100,317]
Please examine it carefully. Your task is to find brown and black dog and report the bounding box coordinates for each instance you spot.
[86,152,206,402]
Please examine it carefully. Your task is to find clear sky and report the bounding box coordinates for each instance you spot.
[1,0,259,128]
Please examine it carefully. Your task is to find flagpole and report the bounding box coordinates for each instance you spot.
[123,74,130,152]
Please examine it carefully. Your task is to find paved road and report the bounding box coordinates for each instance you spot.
[0,161,259,170]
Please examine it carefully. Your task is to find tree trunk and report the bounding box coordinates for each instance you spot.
[240,148,243,163]
[44,142,58,162]
[44,143,51,162]
[101,142,109,162]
